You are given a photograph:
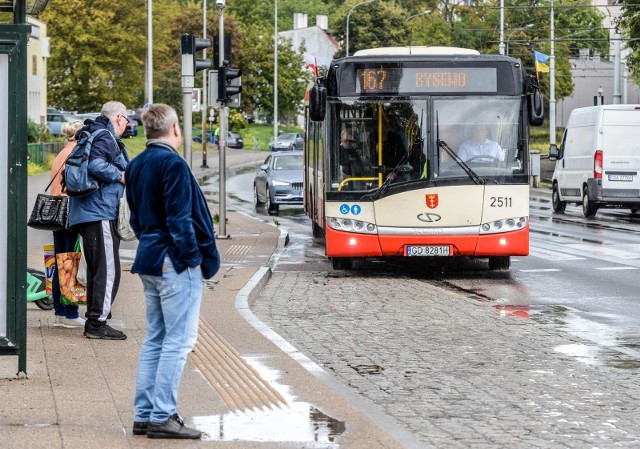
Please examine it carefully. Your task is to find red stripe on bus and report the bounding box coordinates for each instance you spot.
[326,225,529,257]
[325,227,383,257]
[475,225,529,256]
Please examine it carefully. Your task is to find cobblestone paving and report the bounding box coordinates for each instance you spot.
[252,270,640,448]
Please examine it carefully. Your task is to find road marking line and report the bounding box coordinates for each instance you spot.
[529,247,586,261]
[595,266,639,271]
[519,268,562,273]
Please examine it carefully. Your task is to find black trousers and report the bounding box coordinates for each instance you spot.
[74,220,121,326]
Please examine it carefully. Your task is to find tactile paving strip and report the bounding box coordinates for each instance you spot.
[190,318,287,412]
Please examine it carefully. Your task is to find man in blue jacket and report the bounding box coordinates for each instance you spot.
[69,101,129,340]
[126,103,220,439]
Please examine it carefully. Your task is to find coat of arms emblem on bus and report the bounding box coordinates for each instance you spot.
[426,194,439,209]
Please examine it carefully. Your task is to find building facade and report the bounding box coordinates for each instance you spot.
[556,50,640,127]
[26,16,49,125]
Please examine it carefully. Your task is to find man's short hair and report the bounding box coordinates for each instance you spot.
[141,104,179,139]
[101,101,127,119]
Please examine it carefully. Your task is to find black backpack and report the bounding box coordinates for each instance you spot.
[62,129,113,197]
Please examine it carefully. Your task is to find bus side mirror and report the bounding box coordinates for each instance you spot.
[528,90,544,126]
[309,80,326,122]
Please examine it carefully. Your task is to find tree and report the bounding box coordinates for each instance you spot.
[40,0,147,112]
[233,24,312,122]
[332,0,411,58]
[619,0,640,82]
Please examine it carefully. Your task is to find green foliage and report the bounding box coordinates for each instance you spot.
[620,0,640,82]
[228,109,247,130]
[37,0,610,124]
[40,0,147,112]
[333,0,411,57]
[27,121,41,143]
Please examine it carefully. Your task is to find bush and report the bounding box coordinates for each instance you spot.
[27,121,41,143]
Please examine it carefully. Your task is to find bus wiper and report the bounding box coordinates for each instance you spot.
[437,138,485,185]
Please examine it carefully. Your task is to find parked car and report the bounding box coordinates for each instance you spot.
[76,112,100,122]
[121,118,138,138]
[227,131,244,149]
[127,108,143,125]
[193,131,216,144]
[254,150,304,215]
[75,112,137,138]
[193,130,243,149]
[269,132,303,152]
[46,113,81,137]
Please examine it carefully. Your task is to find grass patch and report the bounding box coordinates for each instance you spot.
[191,123,303,152]
[529,121,564,155]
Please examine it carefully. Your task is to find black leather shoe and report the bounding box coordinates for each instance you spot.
[132,421,148,435]
[147,414,201,439]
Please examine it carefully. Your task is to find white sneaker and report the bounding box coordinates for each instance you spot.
[63,317,86,328]
[52,316,66,327]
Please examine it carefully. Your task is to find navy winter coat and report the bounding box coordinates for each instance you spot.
[125,140,220,279]
[68,116,129,226]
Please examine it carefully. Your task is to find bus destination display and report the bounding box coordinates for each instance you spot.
[356,67,497,94]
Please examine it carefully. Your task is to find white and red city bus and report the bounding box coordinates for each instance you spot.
[304,46,544,270]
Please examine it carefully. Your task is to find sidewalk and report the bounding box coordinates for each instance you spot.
[0,148,420,448]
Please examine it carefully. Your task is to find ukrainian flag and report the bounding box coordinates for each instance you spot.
[534,51,550,73]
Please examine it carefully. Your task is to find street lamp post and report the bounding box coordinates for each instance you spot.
[346,0,377,57]
[505,24,533,56]
[549,0,557,153]
[405,9,431,22]
[273,0,278,147]
[146,0,153,104]
[499,0,505,55]
[406,10,431,46]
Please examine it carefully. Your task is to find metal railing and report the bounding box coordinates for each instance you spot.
[27,142,65,165]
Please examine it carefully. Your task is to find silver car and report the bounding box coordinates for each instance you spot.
[46,113,82,137]
[269,132,303,151]
[254,151,304,215]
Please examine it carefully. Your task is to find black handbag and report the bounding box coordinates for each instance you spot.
[27,163,70,232]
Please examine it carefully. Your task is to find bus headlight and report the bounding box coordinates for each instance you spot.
[326,217,377,234]
[480,216,528,234]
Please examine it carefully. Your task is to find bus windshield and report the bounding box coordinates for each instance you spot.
[330,97,523,192]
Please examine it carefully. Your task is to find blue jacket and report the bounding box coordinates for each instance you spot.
[68,116,129,225]
[125,140,220,279]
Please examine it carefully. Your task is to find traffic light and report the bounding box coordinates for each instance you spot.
[180,34,212,84]
[217,61,242,104]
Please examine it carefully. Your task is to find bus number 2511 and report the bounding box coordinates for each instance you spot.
[490,197,512,207]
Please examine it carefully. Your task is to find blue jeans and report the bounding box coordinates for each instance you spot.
[133,258,202,424]
[52,229,80,319]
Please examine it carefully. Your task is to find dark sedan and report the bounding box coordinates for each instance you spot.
[254,150,304,215]
[193,130,243,148]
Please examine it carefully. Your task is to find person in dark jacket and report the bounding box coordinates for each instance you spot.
[69,101,130,340]
[126,103,220,440]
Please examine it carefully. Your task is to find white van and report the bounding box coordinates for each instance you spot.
[549,105,640,217]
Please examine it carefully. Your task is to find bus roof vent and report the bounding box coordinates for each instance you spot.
[353,46,480,56]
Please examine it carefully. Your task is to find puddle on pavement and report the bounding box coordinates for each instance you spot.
[193,357,345,445]
[529,305,640,368]
[194,403,344,444]
[554,344,640,369]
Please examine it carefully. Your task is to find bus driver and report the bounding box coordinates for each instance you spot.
[457,123,504,163]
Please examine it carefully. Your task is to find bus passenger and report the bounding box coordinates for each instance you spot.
[339,130,364,178]
[458,123,504,163]
[380,119,406,169]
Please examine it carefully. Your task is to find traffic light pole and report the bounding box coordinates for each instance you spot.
[217,2,228,238]
[201,0,208,168]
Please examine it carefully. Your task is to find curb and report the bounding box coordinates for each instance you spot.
[234,227,429,449]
